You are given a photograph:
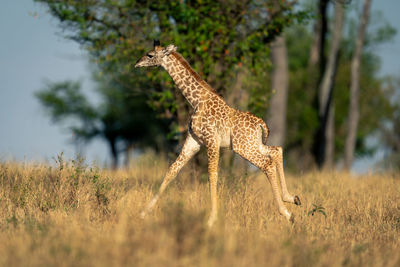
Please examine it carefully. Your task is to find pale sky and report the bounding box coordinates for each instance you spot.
[0,0,399,170]
[0,0,107,165]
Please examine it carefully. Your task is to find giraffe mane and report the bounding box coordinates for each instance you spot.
[170,51,218,94]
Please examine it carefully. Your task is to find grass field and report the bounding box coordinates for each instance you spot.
[0,152,399,266]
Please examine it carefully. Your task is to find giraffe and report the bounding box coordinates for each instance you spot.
[135,40,301,227]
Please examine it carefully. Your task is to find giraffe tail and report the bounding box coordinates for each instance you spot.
[259,120,269,145]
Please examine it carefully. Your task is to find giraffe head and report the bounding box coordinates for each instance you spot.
[135,40,177,68]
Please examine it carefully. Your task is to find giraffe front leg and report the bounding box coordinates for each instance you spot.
[141,134,200,219]
[206,144,220,228]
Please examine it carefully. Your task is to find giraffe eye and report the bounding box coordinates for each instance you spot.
[147,54,154,59]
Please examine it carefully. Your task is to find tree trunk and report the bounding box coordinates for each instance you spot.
[109,138,119,170]
[324,105,335,169]
[314,2,344,168]
[124,143,134,168]
[309,0,329,75]
[289,0,329,171]
[267,35,289,147]
[344,0,372,171]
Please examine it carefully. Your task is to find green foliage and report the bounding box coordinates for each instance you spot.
[34,0,398,170]
[36,80,97,123]
[285,25,319,159]
[36,75,172,167]
[379,77,400,171]
[34,0,310,163]
[283,16,397,169]
[307,204,327,218]
[35,0,307,130]
[36,80,99,141]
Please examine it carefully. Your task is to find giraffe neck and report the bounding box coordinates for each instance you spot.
[161,52,218,108]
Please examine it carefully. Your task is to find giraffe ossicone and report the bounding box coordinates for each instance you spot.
[135,41,301,227]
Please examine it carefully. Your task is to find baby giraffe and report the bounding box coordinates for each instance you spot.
[135,40,301,227]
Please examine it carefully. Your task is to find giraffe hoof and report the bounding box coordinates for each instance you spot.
[289,213,295,224]
[294,196,301,206]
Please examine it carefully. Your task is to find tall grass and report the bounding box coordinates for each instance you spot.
[0,152,399,266]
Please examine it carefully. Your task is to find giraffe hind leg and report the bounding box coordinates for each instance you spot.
[260,145,301,205]
[274,146,301,205]
[234,144,293,222]
[260,155,293,222]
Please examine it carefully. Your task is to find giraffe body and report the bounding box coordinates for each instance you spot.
[135,42,300,227]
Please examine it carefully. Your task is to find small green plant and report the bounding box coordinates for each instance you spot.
[89,168,111,212]
[308,204,327,218]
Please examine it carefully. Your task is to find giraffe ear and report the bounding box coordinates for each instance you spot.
[163,44,177,56]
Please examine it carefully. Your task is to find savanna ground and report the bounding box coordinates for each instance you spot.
[0,151,399,266]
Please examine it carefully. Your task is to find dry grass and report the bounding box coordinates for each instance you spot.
[0,152,399,266]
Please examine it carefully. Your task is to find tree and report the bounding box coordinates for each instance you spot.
[265,0,290,148]
[283,3,395,171]
[344,0,372,170]
[314,1,345,169]
[36,77,171,169]
[267,34,289,146]
[34,0,309,171]
[35,0,306,143]
[309,0,329,79]
[374,77,399,171]
[36,0,396,173]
